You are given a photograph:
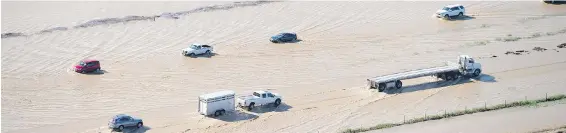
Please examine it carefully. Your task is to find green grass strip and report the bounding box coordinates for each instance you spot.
[528,125,566,133]
[341,94,566,133]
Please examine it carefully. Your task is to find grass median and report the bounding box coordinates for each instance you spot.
[341,94,566,133]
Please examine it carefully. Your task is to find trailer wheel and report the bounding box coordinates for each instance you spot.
[378,83,386,92]
[437,74,446,80]
[247,102,255,111]
[446,74,453,81]
[395,80,403,89]
[214,110,222,117]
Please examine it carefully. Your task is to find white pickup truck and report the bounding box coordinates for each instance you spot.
[237,90,282,111]
[182,43,213,57]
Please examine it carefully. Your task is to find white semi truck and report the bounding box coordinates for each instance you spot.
[367,55,482,92]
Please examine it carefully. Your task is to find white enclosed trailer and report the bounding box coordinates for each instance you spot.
[367,55,482,92]
[198,90,236,117]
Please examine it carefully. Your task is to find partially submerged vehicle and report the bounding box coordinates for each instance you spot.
[237,90,282,111]
[435,4,466,19]
[182,43,213,57]
[74,59,101,73]
[367,55,482,92]
[197,90,283,117]
[270,32,298,43]
[108,114,143,132]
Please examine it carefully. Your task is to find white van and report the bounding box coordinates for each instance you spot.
[198,90,236,117]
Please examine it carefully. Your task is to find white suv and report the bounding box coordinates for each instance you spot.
[436,4,465,19]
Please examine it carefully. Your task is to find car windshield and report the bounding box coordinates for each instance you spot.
[79,61,86,66]
[442,7,450,10]
[190,45,199,49]
[253,92,261,97]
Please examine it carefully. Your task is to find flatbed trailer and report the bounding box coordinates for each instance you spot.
[367,55,483,92]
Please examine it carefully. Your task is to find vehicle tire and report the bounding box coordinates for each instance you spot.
[220,109,226,116]
[137,122,143,128]
[444,14,450,20]
[81,70,86,74]
[214,110,222,117]
[458,12,463,17]
[118,125,124,132]
[95,68,101,73]
[395,80,403,89]
[205,50,211,55]
[274,99,281,107]
[378,83,386,92]
[248,102,255,111]
[446,74,454,80]
[189,53,196,57]
[473,69,481,77]
[437,74,445,80]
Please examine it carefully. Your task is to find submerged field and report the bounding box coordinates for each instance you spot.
[2,1,566,133]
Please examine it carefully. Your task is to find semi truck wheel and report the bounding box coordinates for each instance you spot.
[473,69,481,77]
[437,74,446,80]
[378,83,386,92]
[446,74,453,81]
[395,80,403,89]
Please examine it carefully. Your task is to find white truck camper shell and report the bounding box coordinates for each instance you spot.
[198,90,236,117]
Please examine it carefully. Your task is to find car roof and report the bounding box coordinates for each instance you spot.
[81,59,99,63]
[445,4,463,8]
[113,114,130,119]
[254,90,269,94]
[191,43,203,46]
[199,90,235,99]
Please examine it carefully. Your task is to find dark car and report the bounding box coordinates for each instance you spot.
[108,114,144,132]
[74,59,101,73]
[270,32,298,43]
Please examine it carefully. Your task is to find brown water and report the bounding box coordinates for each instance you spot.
[2,1,566,133]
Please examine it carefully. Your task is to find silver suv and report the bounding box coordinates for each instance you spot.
[108,114,144,132]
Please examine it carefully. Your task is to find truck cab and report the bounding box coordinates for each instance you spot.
[237,90,282,111]
[458,55,482,77]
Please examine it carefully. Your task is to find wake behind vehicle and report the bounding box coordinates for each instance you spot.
[270,32,298,43]
[182,43,213,57]
[435,4,466,19]
[237,90,282,111]
[74,59,101,73]
[367,55,482,92]
[108,114,143,132]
